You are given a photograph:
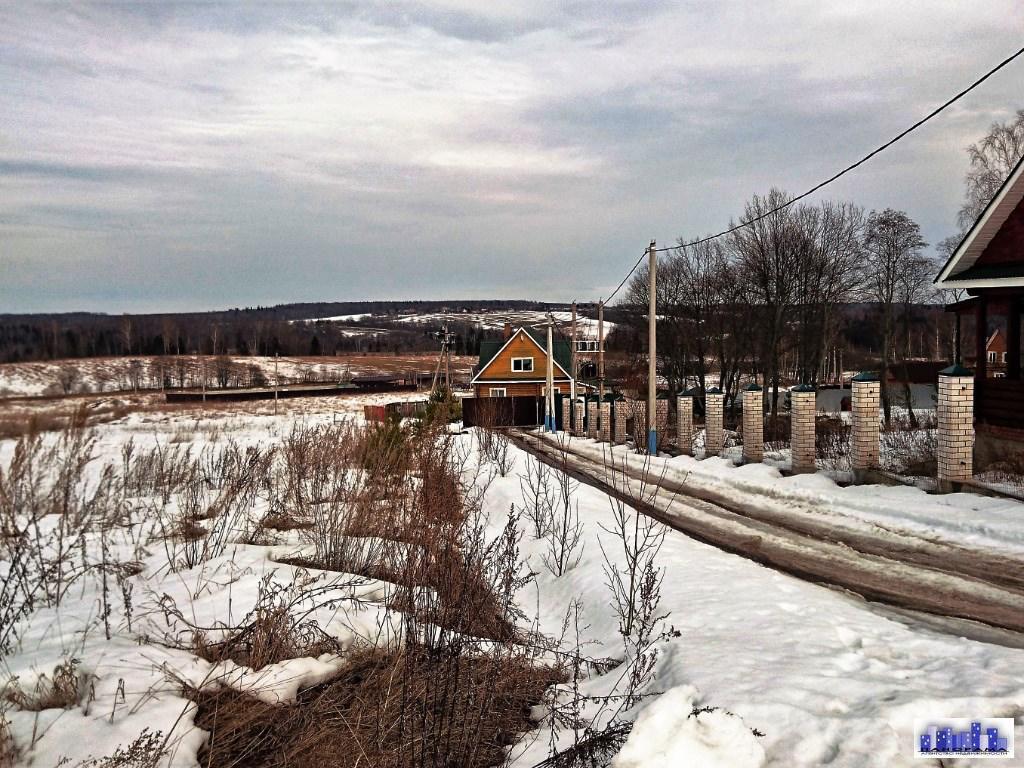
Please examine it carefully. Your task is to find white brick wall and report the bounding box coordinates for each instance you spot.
[561,398,571,434]
[705,392,725,456]
[573,402,585,437]
[742,389,763,463]
[587,401,599,439]
[790,391,816,473]
[937,375,974,483]
[851,380,880,472]
[677,395,693,456]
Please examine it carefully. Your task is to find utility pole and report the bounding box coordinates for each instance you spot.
[598,299,605,401]
[431,324,454,395]
[570,301,577,400]
[647,240,657,455]
[545,313,556,433]
[274,352,279,415]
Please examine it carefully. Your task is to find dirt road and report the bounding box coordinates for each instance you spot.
[510,430,1024,634]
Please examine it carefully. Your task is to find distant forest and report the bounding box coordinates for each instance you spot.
[1,298,948,387]
[0,300,567,363]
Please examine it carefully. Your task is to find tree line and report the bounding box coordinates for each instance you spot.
[619,110,1024,424]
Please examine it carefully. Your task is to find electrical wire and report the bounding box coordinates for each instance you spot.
[603,42,1024,301]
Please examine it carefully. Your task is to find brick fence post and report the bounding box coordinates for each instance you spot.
[587,400,599,439]
[561,397,571,435]
[656,398,668,450]
[677,394,693,456]
[937,365,974,491]
[612,400,627,444]
[790,384,816,474]
[851,372,880,482]
[741,383,763,464]
[705,388,725,457]
[573,401,585,437]
[599,401,612,442]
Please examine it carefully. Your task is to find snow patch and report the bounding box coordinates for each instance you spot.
[613,686,766,768]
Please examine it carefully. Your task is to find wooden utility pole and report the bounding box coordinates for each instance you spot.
[647,240,657,454]
[430,324,454,394]
[598,299,605,401]
[274,352,279,415]
[545,314,556,432]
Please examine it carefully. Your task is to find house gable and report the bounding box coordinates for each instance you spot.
[936,153,1024,289]
[472,328,573,384]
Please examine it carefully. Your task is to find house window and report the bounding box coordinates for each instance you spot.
[489,387,507,397]
[576,340,599,352]
[988,351,997,363]
[511,357,534,372]
[542,386,561,395]
[1003,352,1008,363]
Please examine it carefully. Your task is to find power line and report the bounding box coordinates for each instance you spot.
[604,42,1024,302]
[606,248,650,302]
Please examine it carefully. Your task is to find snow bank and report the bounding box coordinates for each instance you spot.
[613,686,765,768]
[212,653,347,704]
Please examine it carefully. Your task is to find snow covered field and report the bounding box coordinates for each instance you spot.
[0,355,472,399]
[299,309,615,338]
[2,399,1023,767]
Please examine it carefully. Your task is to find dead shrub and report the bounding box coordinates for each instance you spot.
[4,659,86,712]
[259,513,313,532]
[193,646,562,768]
[816,416,851,471]
[189,576,342,671]
[882,415,937,476]
[74,728,165,768]
[0,710,16,768]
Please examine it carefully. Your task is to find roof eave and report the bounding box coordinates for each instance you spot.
[935,276,1024,290]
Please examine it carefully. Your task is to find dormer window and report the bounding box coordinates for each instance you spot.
[512,357,534,372]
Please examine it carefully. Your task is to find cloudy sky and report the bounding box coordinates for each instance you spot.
[1,1,1022,313]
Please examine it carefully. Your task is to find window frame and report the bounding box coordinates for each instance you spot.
[988,351,997,363]
[511,356,534,373]
[489,387,507,397]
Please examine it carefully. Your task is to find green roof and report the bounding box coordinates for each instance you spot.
[477,328,573,377]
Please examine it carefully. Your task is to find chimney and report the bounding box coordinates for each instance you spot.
[503,323,512,341]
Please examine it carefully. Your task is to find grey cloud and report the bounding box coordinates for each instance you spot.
[1,1,1022,312]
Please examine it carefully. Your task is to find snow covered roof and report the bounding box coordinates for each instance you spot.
[935,152,1024,290]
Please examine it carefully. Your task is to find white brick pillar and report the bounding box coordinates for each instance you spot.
[937,366,974,489]
[573,401,585,437]
[612,400,627,444]
[677,394,693,456]
[705,389,725,457]
[561,397,571,434]
[851,374,880,480]
[741,385,763,464]
[790,385,817,474]
[587,400,599,439]
[599,401,612,442]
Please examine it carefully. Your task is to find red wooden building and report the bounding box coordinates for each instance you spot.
[935,154,1024,468]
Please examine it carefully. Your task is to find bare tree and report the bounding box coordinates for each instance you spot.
[958,109,1024,230]
[56,365,80,395]
[730,188,801,417]
[863,209,928,425]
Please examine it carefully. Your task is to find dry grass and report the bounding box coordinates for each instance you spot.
[3,659,85,712]
[193,646,561,768]
[0,710,16,768]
